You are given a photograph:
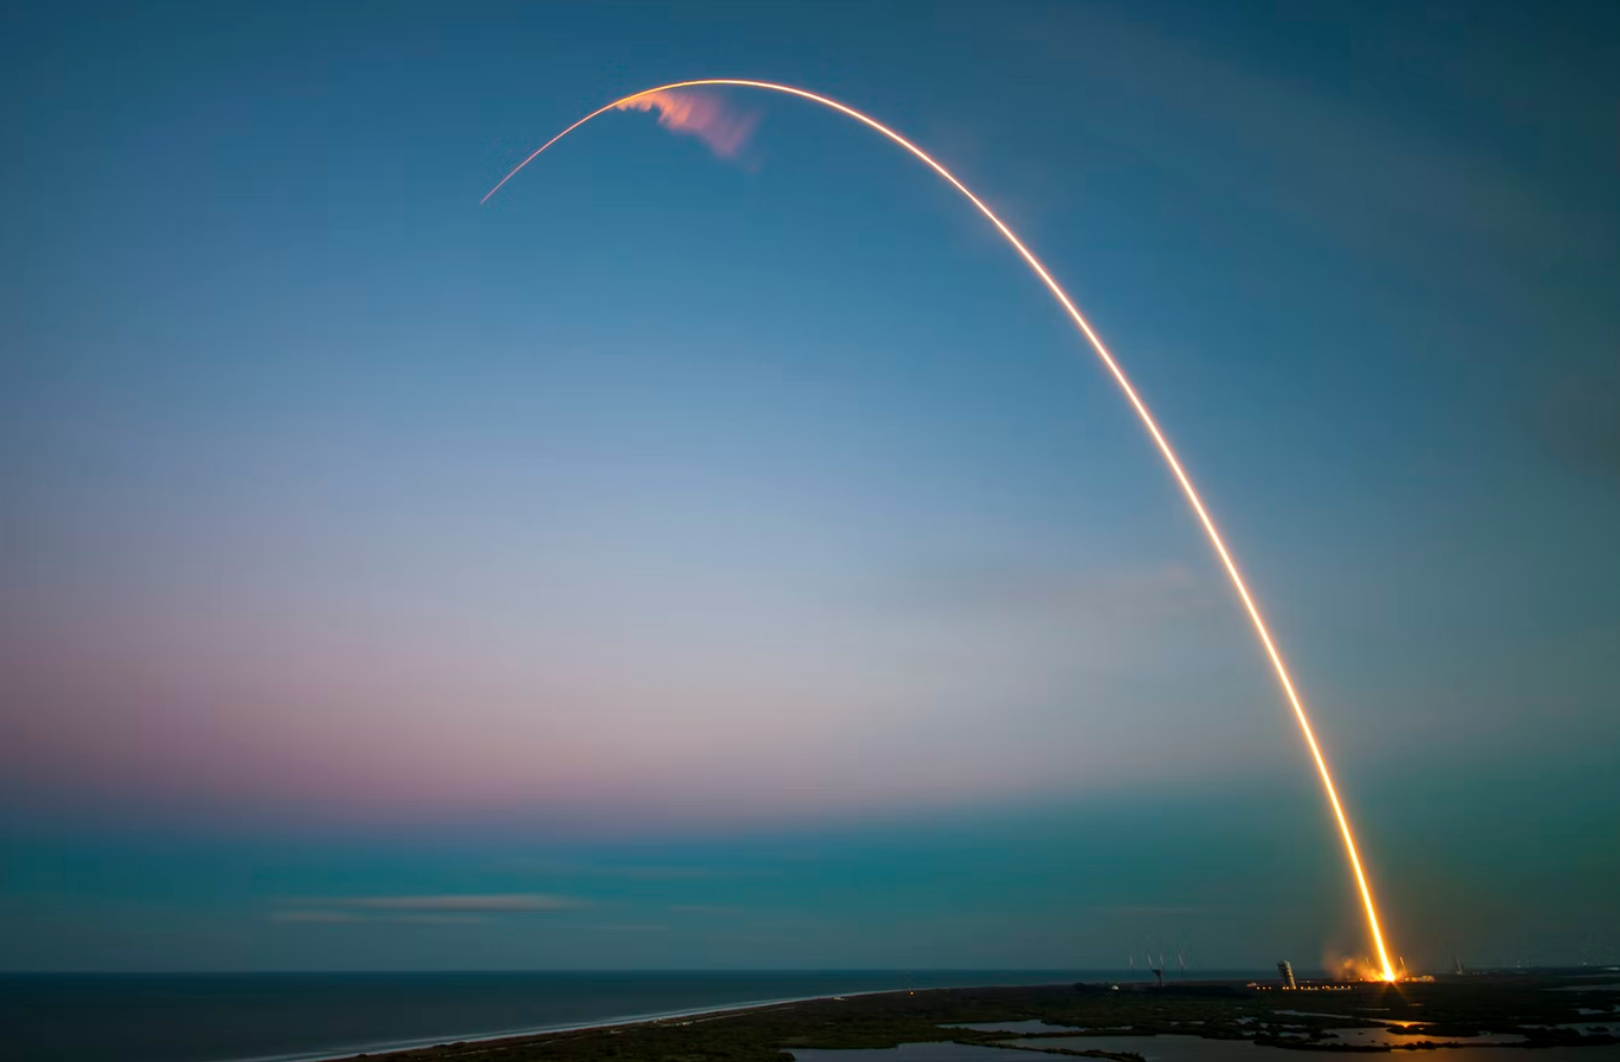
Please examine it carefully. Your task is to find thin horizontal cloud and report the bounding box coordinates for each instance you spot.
[614,865,783,881]
[1086,905,1206,916]
[281,893,586,912]
[266,909,490,926]
[899,561,1214,624]
[495,857,781,880]
[267,909,361,924]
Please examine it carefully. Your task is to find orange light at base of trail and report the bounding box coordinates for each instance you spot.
[483,78,1399,984]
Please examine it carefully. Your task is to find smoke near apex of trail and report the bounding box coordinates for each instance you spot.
[615,89,760,160]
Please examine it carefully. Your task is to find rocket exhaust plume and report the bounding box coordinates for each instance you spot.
[481,79,1400,983]
[614,89,759,159]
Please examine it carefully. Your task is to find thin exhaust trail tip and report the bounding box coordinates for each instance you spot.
[483,79,1399,983]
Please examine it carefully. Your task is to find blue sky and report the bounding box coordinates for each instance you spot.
[2,0,1617,971]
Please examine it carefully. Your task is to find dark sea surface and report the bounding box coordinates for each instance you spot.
[2,969,1155,1062]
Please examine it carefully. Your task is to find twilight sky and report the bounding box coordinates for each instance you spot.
[3,0,1617,972]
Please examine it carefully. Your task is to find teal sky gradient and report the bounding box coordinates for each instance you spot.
[3,0,1617,971]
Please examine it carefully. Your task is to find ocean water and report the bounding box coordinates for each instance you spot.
[2,969,1108,1062]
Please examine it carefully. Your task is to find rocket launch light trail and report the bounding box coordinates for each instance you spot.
[483,79,1399,983]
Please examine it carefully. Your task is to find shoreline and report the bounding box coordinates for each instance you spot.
[297,980,1055,1062]
[238,975,1283,1062]
[306,976,1620,1062]
[28,972,1611,1062]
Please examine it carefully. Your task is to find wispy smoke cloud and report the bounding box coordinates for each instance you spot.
[615,89,760,160]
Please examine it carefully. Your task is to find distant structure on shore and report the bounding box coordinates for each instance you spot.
[1277,960,1297,989]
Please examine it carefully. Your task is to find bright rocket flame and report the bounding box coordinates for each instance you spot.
[482,79,1400,983]
[1328,952,1395,983]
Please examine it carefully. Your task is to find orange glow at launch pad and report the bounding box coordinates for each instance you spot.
[483,78,1400,984]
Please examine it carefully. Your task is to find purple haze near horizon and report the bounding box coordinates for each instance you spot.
[2,0,1617,971]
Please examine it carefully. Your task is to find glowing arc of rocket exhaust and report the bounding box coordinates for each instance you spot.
[483,78,1398,983]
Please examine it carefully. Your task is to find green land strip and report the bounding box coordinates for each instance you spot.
[338,974,1620,1062]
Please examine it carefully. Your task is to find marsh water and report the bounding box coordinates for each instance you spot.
[791,1035,1620,1062]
